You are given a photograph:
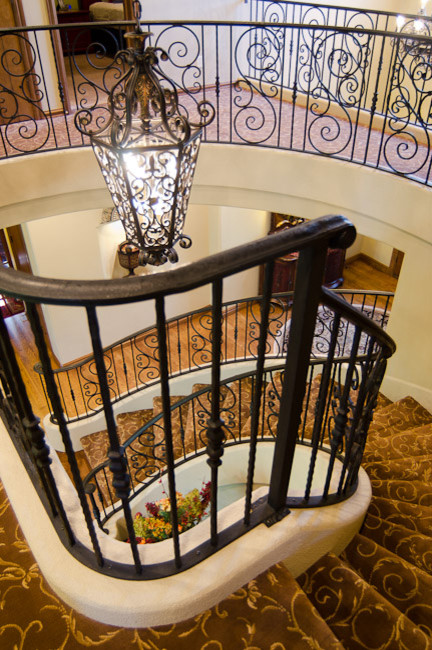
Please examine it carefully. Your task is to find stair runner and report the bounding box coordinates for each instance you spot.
[68,389,432,648]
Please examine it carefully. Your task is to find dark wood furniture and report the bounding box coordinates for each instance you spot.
[57,10,91,53]
[260,213,346,296]
[271,248,345,295]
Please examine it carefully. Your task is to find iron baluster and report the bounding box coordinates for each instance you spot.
[206,279,224,546]
[323,325,361,499]
[244,261,274,525]
[338,339,374,494]
[85,483,109,534]
[26,305,90,550]
[155,296,182,568]
[85,305,140,573]
[0,311,67,526]
[305,312,341,500]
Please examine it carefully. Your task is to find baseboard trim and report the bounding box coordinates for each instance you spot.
[346,252,392,276]
[380,375,432,413]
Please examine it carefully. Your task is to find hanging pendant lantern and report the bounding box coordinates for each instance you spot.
[75,1,214,267]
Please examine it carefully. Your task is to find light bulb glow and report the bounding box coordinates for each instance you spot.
[396,15,406,31]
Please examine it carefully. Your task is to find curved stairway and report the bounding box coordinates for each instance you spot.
[1,395,432,648]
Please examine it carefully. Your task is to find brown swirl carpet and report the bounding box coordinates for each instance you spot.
[1,394,432,649]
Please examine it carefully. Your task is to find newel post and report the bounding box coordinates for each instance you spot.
[267,227,355,518]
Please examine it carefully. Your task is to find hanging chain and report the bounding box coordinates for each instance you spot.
[133,0,142,32]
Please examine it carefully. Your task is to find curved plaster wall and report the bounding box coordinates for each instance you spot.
[0,145,431,408]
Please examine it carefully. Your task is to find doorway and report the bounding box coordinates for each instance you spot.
[0,228,30,318]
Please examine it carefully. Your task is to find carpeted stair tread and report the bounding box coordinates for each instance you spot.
[81,408,157,504]
[363,454,432,483]
[152,395,190,458]
[341,533,432,636]
[368,496,432,537]
[370,479,432,506]
[361,514,432,575]
[220,377,254,442]
[368,396,432,439]
[0,479,350,650]
[297,552,432,649]
[363,422,432,463]
[241,371,284,438]
[80,408,154,471]
[375,392,393,410]
[81,428,110,471]
[298,373,322,441]
[184,384,229,453]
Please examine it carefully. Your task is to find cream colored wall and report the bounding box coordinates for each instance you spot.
[21,0,62,112]
[21,204,212,362]
[19,196,268,364]
[208,205,270,303]
[311,1,427,12]
[347,235,394,267]
[138,0,428,18]
[361,236,394,267]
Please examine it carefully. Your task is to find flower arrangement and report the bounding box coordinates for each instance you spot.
[131,481,211,544]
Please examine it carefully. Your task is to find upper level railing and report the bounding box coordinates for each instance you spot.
[0,215,396,578]
[34,288,393,423]
[1,10,431,184]
[249,0,430,31]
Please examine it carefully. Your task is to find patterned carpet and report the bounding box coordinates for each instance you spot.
[1,394,432,649]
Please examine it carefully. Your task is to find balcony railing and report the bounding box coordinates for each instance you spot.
[0,215,396,578]
[34,289,393,423]
[0,8,431,184]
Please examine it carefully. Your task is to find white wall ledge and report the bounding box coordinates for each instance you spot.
[0,418,371,628]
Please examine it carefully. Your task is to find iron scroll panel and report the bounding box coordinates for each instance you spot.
[0,19,431,184]
[33,288,394,423]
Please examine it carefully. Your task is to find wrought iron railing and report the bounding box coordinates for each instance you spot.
[249,0,430,31]
[34,289,393,422]
[83,348,387,530]
[0,215,396,578]
[0,11,431,184]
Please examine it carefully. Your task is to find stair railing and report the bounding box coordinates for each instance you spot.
[33,288,394,423]
[0,215,395,579]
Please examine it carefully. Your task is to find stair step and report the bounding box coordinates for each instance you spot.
[362,514,432,576]
[152,395,190,459]
[363,454,432,483]
[241,563,345,649]
[297,552,432,649]
[220,377,253,442]
[81,408,156,504]
[342,533,432,636]
[241,371,284,438]
[368,397,432,439]
[370,479,432,507]
[376,392,393,410]
[184,384,228,454]
[165,559,347,648]
[298,373,322,441]
[364,422,432,463]
[368,496,432,537]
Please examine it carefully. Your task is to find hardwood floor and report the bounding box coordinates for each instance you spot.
[344,257,398,293]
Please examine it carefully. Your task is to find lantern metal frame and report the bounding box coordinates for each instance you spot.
[396,9,432,59]
[75,1,214,268]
